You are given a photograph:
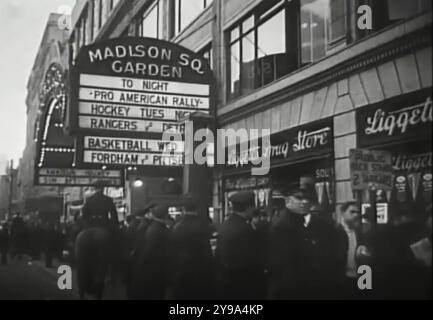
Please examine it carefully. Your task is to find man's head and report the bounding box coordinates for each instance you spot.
[281,181,314,216]
[340,201,361,229]
[229,191,256,219]
[182,194,198,213]
[151,205,169,220]
[93,180,105,193]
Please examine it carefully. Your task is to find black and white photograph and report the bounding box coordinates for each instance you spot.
[0,0,431,306]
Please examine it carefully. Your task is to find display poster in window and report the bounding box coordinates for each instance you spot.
[362,203,389,224]
[349,148,393,191]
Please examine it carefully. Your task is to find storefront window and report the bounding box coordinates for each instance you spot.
[356,89,432,224]
[300,0,346,65]
[138,1,160,38]
[174,0,213,36]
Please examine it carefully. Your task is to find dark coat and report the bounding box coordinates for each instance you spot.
[82,191,119,229]
[268,210,337,299]
[169,214,215,299]
[131,219,169,300]
[0,225,9,252]
[216,213,263,300]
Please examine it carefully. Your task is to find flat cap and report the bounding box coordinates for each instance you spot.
[229,191,255,208]
[152,205,169,219]
[182,193,198,211]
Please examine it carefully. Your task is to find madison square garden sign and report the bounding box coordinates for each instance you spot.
[68,37,214,176]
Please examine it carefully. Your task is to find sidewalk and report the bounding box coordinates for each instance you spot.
[29,256,126,300]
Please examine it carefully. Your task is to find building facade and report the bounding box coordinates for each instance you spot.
[20,13,72,222]
[0,166,19,220]
[67,0,432,223]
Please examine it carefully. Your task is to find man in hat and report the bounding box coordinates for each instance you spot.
[168,194,215,299]
[216,191,263,299]
[130,205,170,299]
[268,179,337,299]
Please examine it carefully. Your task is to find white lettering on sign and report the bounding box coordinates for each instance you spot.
[80,74,210,96]
[79,88,209,109]
[86,45,205,76]
[79,116,184,134]
[79,102,207,121]
[393,152,432,172]
[292,127,330,152]
[365,97,432,136]
[38,177,121,186]
[84,151,184,166]
[88,45,172,63]
[38,168,121,178]
[84,136,184,153]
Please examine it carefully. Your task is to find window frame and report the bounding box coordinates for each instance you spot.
[174,0,212,36]
[137,1,161,39]
[226,0,293,101]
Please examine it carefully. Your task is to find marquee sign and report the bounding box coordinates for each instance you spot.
[37,168,123,187]
[69,37,213,170]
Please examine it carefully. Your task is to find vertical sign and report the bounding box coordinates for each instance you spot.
[69,37,214,170]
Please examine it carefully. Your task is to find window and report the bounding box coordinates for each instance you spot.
[101,0,110,26]
[138,1,161,38]
[300,0,346,65]
[174,0,213,35]
[387,0,431,22]
[93,0,101,36]
[359,0,431,38]
[78,13,89,47]
[227,0,293,100]
[226,0,348,101]
[110,0,121,11]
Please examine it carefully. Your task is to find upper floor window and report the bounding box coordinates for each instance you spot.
[93,0,101,36]
[300,0,346,65]
[369,0,431,33]
[174,0,213,36]
[110,0,121,11]
[226,0,347,101]
[227,0,295,100]
[138,1,161,38]
[93,0,121,38]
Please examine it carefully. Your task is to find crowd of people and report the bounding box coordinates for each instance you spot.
[0,179,431,300]
[0,213,67,267]
[118,181,432,300]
